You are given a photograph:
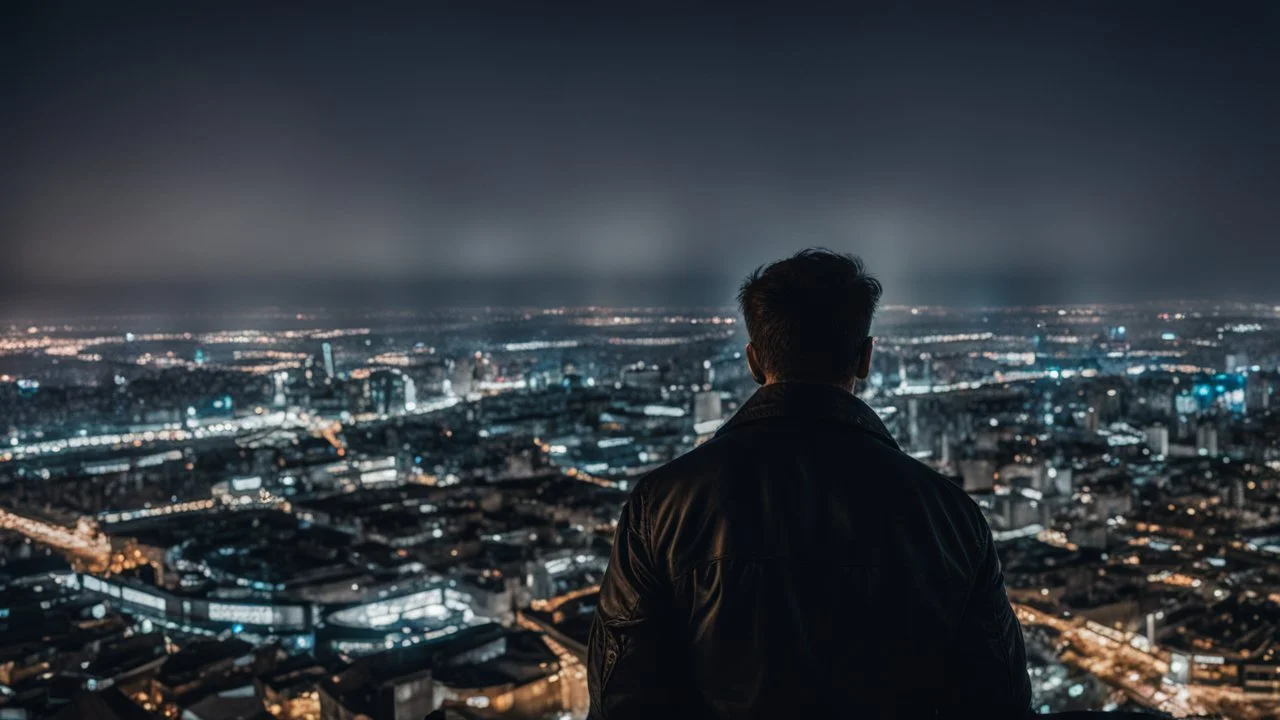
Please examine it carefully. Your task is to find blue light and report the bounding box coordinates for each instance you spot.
[232,623,244,634]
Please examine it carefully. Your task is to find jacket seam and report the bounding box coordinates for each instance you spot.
[976,527,1014,700]
[596,514,645,717]
[640,481,656,581]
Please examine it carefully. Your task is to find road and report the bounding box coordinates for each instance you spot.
[1015,603,1276,719]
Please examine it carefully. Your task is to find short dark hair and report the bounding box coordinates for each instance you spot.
[737,248,882,385]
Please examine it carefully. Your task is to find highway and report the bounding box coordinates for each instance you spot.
[1015,603,1277,719]
[0,507,111,570]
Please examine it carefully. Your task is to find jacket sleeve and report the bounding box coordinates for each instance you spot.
[938,519,1033,719]
[587,487,691,719]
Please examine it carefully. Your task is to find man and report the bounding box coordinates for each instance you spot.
[588,249,1032,719]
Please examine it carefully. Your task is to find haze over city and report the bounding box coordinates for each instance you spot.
[4,2,1280,312]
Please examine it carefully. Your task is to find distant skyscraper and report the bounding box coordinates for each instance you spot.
[404,376,417,410]
[1196,424,1219,456]
[449,357,474,397]
[1230,478,1246,509]
[1246,372,1273,414]
[1049,465,1072,497]
[321,342,335,379]
[907,398,920,449]
[959,458,996,493]
[368,370,406,415]
[272,372,287,408]
[1084,407,1100,434]
[694,391,722,425]
[1145,425,1170,457]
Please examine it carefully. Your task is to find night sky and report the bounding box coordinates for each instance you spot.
[3,2,1279,310]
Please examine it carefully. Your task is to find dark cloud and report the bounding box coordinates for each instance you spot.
[3,2,1279,307]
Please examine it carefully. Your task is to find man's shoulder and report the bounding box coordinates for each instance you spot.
[631,431,738,498]
[859,433,976,496]
[636,420,977,512]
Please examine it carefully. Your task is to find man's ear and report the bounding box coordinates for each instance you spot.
[745,343,767,385]
[855,337,874,380]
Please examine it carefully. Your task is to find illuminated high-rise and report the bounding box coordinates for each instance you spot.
[321,342,335,379]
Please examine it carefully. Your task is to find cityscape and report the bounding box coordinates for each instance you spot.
[5,2,1280,716]
[2,302,1279,718]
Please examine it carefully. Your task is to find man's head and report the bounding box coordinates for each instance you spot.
[737,249,882,390]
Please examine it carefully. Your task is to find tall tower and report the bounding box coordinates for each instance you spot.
[321,342,335,379]
[907,398,920,449]
[1230,478,1246,509]
[449,356,475,397]
[403,376,417,411]
[1084,407,1100,434]
[1196,424,1218,456]
[272,372,287,408]
[1145,425,1170,457]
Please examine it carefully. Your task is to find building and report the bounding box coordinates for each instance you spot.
[958,457,997,493]
[318,624,574,720]
[1246,371,1274,414]
[448,356,476,398]
[322,342,336,379]
[693,391,722,425]
[1145,425,1170,458]
[1196,424,1219,457]
[367,369,409,416]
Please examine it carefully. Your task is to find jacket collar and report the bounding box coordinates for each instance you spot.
[714,382,899,449]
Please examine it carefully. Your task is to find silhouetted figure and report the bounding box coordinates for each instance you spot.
[588,250,1033,719]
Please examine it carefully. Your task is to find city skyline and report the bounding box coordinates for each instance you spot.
[6,269,1280,323]
[4,301,1280,717]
